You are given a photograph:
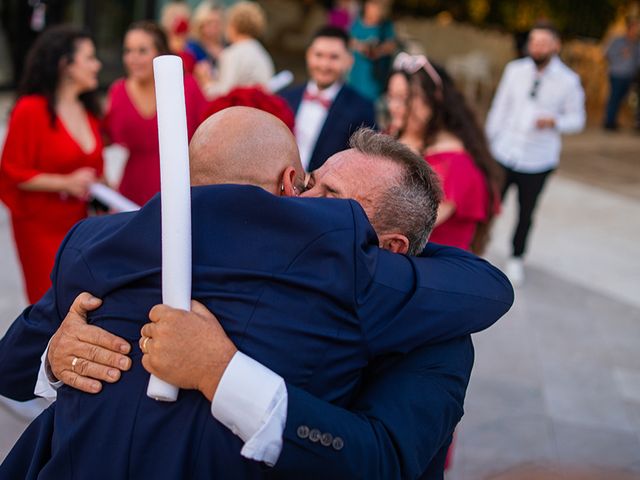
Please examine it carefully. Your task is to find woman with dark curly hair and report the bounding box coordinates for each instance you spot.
[386,53,503,255]
[0,25,103,303]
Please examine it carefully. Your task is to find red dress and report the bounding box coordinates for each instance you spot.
[426,150,490,251]
[103,75,206,206]
[0,95,104,303]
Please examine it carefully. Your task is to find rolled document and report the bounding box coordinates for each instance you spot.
[89,183,140,213]
[267,70,294,93]
[147,55,192,402]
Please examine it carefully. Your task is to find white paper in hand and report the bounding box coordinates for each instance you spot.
[147,55,192,402]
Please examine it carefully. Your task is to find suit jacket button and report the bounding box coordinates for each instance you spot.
[309,429,321,443]
[332,437,344,451]
[297,425,310,439]
[320,432,333,447]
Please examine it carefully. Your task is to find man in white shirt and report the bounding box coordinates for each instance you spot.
[280,26,376,171]
[486,22,586,286]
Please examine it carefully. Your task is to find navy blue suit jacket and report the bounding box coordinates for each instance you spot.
[273,335,474,480]
[279,83,376,171]
[0,185,512,478]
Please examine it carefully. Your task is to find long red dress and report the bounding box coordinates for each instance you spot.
[0,95,104,303]
[103,75,206,206]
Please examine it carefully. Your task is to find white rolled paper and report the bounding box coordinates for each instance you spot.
[89,183,140,213]
[147,55,192,402]
[267,70,294,93]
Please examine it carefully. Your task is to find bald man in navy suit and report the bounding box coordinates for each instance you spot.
[0,109,512,479]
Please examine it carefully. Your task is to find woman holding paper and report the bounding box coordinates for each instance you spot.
[103,21,206,206]
[0,26,104,303]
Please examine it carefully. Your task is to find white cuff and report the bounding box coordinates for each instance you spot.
[34,338,63,401]
[211,351,287,466]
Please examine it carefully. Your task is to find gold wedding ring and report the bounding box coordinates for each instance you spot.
[71,356,79,373]
[141,336,150,354]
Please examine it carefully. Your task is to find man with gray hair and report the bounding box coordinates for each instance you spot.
[1,109,512,479]
[304,128,441,256]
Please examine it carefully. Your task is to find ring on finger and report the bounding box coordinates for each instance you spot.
[141,336,150,354]
[71,356,79,373]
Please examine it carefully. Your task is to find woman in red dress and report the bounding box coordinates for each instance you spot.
[386,54,503,254]
[0,26,103,303]
[103,21,206,206]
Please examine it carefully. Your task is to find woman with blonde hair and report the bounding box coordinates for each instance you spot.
[188,1,225,64]
[199,0,274,98]
[188,1,225,92]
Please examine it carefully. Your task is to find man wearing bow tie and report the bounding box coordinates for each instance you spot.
[279,26,376,171]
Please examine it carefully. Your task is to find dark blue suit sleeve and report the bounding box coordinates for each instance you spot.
[0,223,80,401]
[0,288,62,401]
[272,336,474,480]
[349,201,514,356]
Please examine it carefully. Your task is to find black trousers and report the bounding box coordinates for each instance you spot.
[501,165,553,258]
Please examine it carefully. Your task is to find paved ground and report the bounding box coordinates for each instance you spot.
[0,91,638,477]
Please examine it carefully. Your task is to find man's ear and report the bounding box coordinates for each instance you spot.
[279,166,299,197]
[378,233,410,254]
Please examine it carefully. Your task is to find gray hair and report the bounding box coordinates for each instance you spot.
[349,128,442,255]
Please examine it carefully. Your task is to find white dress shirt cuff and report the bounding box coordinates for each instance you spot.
[211,351,287,466]
[34,339,63,401]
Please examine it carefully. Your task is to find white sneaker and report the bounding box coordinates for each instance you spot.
[506,257,524,287]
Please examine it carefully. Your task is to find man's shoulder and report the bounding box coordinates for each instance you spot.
[540,57,581,88]
[64,211,138,249]
[555,60,581,82]
[335,84,374,109]
[503,57,530,73]
[279,84,305,100]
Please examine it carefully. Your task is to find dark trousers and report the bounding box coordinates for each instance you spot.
[604,75,634,128]
[501,166,553,258]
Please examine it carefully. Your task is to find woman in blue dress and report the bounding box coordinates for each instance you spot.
[348,0,397,101]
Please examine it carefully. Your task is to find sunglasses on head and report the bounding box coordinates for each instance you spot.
[392,52,444,96]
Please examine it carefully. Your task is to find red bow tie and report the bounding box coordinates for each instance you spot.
[303,91,332,109]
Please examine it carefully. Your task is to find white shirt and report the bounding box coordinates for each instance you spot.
[294,81,342,171]
[206,38,275,98]
[37,347,288,465]
[485,56,585,173]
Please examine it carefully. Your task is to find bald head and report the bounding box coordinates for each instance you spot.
[189,107,304,194]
